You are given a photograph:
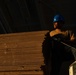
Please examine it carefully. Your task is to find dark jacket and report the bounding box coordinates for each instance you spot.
[42,31,75,65]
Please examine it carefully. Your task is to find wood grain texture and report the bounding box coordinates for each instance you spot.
[0,30,48,75]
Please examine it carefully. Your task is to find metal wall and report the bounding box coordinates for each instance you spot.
[0,0,41,33]
[37,0,76,31]
[0,0,76,34]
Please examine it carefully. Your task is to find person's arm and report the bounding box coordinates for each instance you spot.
[70,33,76,41]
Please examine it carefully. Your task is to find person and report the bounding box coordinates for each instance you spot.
[42,14,76,75]
[50,14,76,44]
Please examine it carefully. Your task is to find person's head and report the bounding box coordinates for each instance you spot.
[53,14,65,29]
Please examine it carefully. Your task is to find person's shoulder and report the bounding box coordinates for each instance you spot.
[49,30,56,37]
[63,29,75,38]
[63,29,72,33]
[65,29,74,34]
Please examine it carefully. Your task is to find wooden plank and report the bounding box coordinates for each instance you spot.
[0,31,48,49]
[0,71,43,75]
[0,65,43,71]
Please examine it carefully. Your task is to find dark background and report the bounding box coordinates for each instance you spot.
[0,0,76,34]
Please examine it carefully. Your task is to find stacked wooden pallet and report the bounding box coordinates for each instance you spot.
[0,30,48,75]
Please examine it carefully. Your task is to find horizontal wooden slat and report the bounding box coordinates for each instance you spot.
[0,71,43,75]
[0,65,43,71]
[0,31,48,49]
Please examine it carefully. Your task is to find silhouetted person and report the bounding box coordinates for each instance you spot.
[42,14,76,75]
